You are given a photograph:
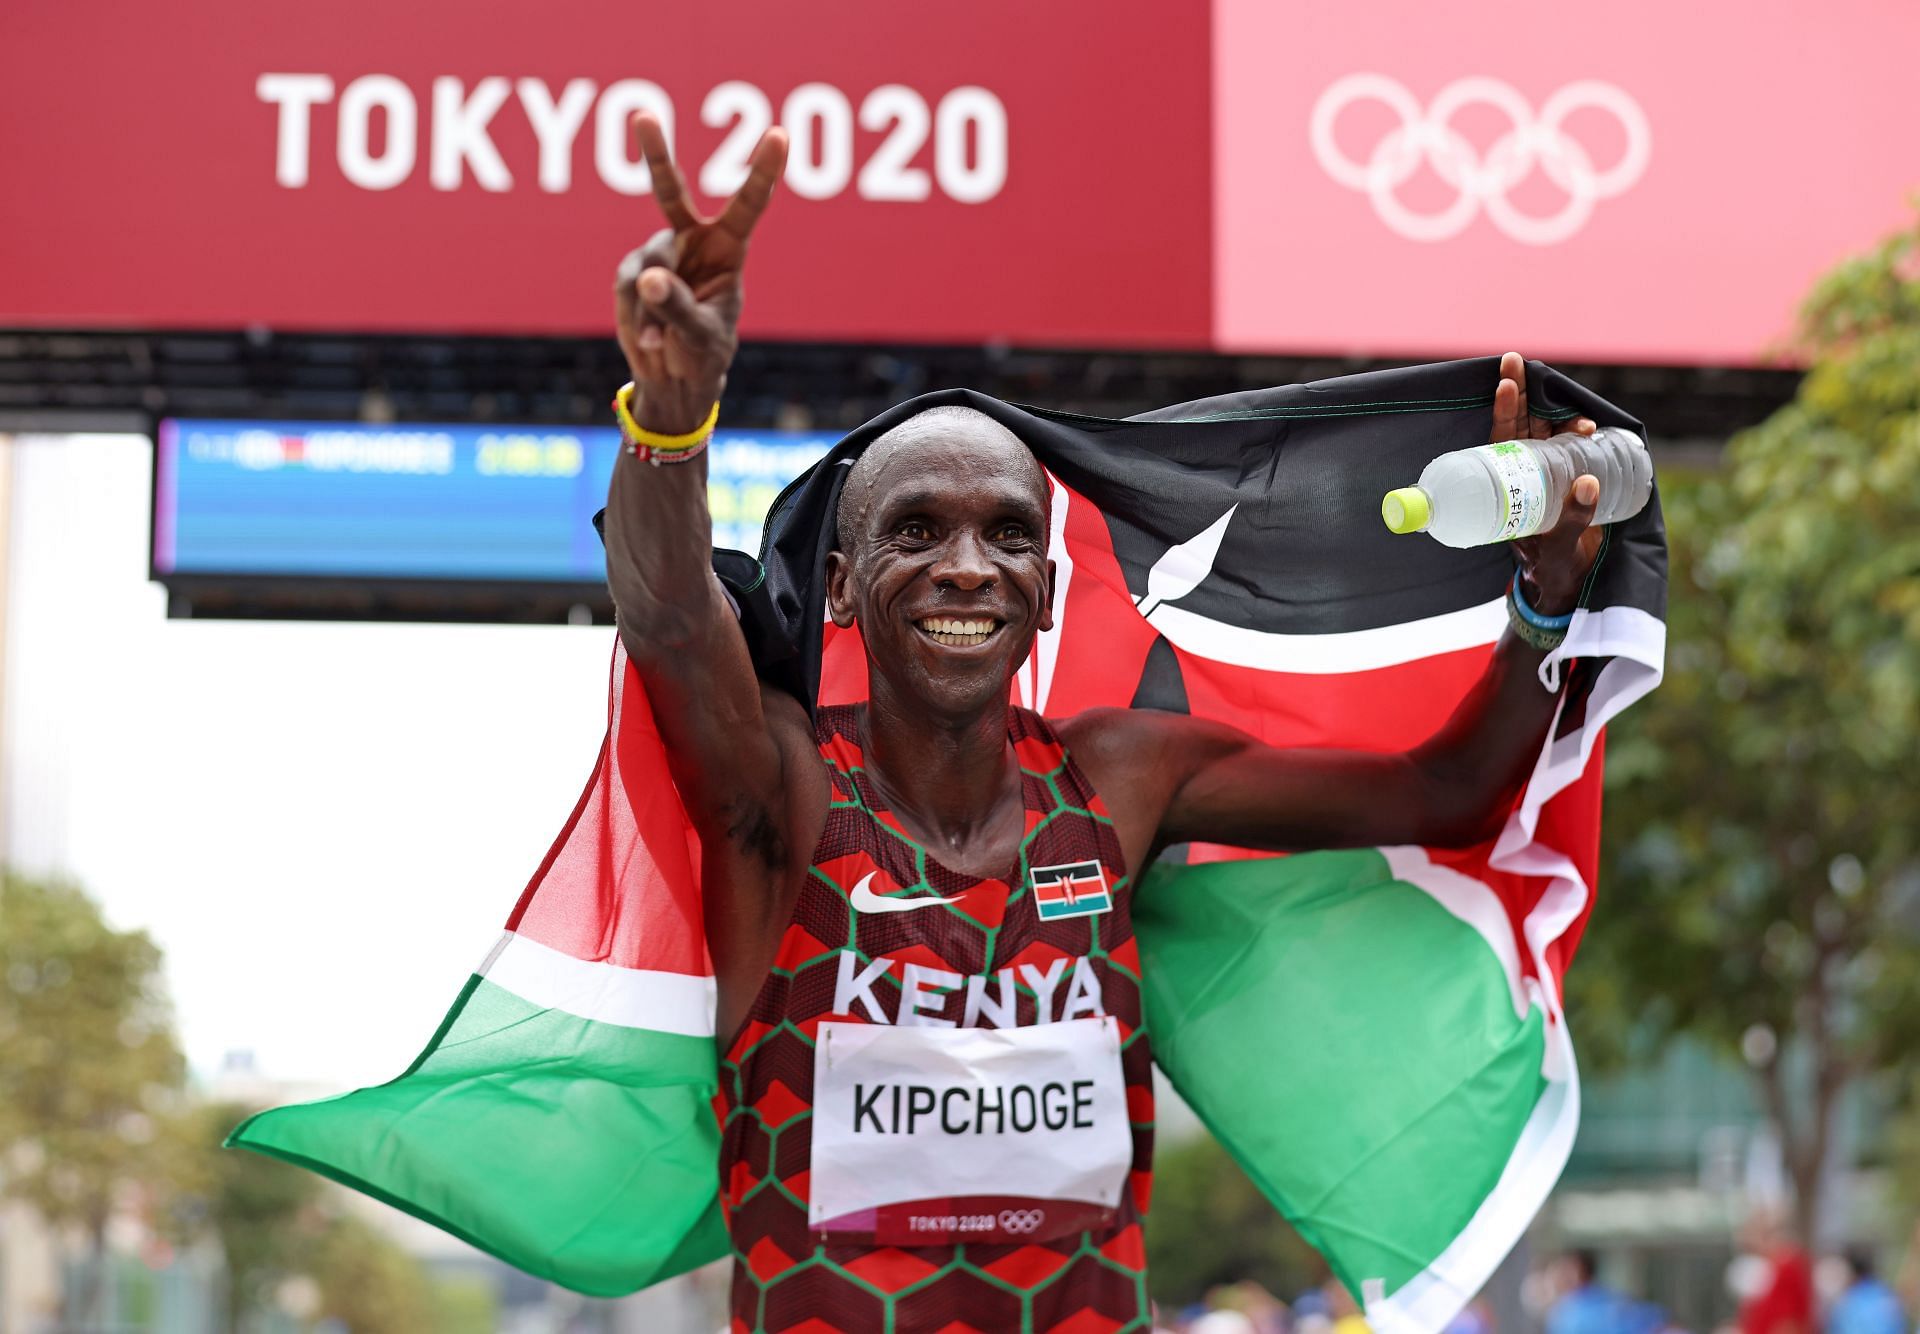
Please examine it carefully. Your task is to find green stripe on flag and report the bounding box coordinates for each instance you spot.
[1136,849,1548,1303]
[227,975,728,1296]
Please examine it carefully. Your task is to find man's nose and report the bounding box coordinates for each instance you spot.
[930,530,996,590]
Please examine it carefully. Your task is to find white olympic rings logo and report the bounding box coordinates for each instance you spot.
[1309,75,1651,245]
[998,1208,1045,1235]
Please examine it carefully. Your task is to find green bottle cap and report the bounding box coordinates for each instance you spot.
[1381,486,1432,535]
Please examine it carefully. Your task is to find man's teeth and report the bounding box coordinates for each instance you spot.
[917,617,999,643]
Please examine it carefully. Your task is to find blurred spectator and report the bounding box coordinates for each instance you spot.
[1826,1252,1907,1334]
[1539,1250,1673,1334]
[1326,1278,1371,1334]
[1549,1251,1627,1334]
[1445,1298,1494,1334]
[1293,1285,1333,1334]
[1195,1281,1291,1334]
[1739,1214,1814,1334]
[1232,1280,1292,1334]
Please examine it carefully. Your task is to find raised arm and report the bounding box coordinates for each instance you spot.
[606,113,785,635]
[1069,354,1608,856]
[603,115,823,1029]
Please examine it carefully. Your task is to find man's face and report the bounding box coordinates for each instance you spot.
[827,423,1054,719]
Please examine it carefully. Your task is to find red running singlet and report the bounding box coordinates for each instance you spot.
[717,704,1155,1333]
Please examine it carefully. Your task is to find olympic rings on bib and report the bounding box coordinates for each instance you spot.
[998,1209,1045,1235]
[1309,75,1651,245]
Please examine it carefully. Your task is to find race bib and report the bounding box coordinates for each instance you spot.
[810,1016,1132,1246]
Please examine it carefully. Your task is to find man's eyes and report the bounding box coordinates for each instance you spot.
[888,520,1033,543]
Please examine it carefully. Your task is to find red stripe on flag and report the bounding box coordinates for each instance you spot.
[1033,483,1160,716]
[505,651,711,977]
[820,622,870,706]
[1175,643,1497,753]
[1159,632,1607,997]
[1172,645,1494,867]
[1425,731,1606,993]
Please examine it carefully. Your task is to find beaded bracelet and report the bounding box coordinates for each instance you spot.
[613,383,718,466]
[1506,576,1573,651]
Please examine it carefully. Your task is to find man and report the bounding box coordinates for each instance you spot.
[1742,1213,1815,1334]
[1827,1252,1907,1334]
[1547,1251,1638,1334]
[607,113,1609,1332]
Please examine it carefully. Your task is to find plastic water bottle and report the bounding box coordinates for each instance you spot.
[1380,427,1652,547]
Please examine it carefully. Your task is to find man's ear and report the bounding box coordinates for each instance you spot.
[826,550,858,628]
[1037,557,1057,633]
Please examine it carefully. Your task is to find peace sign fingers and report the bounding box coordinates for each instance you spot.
[609,113,785,430]
[716,125,790,241]
[632,111,703,232]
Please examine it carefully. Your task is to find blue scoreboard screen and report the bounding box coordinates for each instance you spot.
[154,419,838,583]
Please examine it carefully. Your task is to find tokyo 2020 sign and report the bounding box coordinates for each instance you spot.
[2,0,1915,362]
[0,0,1213,349]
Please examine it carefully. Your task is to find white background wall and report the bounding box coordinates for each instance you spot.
[3,433,618,1089]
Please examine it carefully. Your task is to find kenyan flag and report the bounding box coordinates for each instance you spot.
[231,357,1666,1333]
[228,648,729,1292]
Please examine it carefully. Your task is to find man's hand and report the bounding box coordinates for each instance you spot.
[613,112,788,437]
[1495,351,1606,618]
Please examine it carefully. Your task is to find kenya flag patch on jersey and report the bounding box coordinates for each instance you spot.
[1031,859,1114,920]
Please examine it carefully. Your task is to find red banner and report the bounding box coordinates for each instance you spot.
[0,0,1212,347]
[5,0,1916,362]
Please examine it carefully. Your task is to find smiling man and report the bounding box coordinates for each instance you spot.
[606,114,1608,1332]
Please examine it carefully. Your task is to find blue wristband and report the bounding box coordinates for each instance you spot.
[1510,577,1575,631]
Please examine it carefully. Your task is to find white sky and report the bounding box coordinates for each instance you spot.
[5,433,616,1089]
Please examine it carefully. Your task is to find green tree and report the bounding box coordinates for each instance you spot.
[428,1274,499,1334]
[0,870,189,1327]
[1570,209,1920,1243]
[0,873,439,1332]
[1145,1131,1324,1309]
[309,1213,439,1334]
[178,1100,442,1334]
[176,1101,328,1333]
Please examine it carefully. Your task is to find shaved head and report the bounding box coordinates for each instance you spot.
[835,406,1048,554]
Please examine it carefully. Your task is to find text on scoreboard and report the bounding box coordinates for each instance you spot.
[154,418,836,582]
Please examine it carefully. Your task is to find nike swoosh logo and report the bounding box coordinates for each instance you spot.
[848,872,963,914]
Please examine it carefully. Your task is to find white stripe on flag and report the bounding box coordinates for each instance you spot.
[1369,600,1661,1331]
[1536,604,1667,694]
[481,932,717,1038]
[1144,596,1506,674]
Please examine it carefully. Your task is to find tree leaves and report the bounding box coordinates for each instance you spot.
[0,879,443,1332]
[0,871,187,1228]
[1144,1130,1323,1307]
[1569,206,1920,1237]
